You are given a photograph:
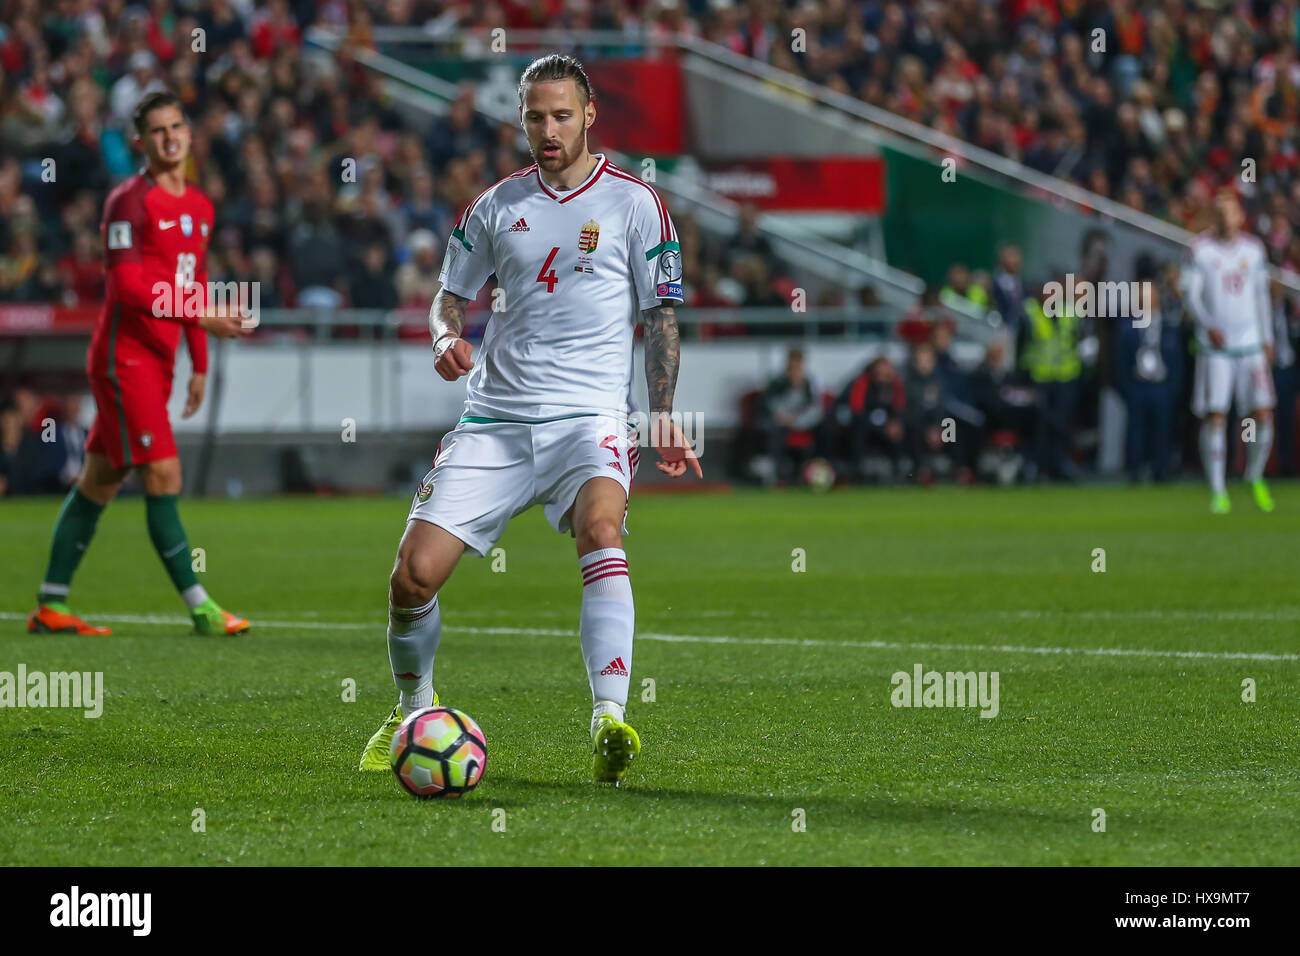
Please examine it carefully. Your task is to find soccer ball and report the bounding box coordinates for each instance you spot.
[389,706,487,799]
[803,457,836,493]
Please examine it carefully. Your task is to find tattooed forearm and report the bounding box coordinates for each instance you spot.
[429,289,469,344]
[642,303,680,413]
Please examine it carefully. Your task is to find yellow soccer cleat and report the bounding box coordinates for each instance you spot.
[358,694,437,771]
[1250,480,1275,513]
[592,715,641,786]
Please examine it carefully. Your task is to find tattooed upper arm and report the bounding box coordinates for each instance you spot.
[642,301,680,414]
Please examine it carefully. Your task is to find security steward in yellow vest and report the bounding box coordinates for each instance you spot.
[1023,285,1081,480]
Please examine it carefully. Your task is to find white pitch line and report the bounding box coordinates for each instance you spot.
[2,612,1295,662]
[1005,609,1300,622]
[637,632,1299,662]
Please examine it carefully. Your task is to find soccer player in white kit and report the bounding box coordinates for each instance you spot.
[358,54,702,785]
[1183,190,1276,514]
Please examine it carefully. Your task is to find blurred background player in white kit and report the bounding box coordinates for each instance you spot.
[1182,190,1276,515]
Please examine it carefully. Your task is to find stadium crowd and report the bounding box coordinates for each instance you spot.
[8,2,1297,313]
[0,0,808,324]
[700,0,1300,276]
[2,2,1299,493]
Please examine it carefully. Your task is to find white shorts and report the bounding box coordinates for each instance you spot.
[408,414,639,557]
[1192,351,1275,417]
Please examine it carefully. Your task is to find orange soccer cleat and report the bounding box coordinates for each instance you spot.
[191,599,250,635]
[26,604,112,636]
[216,610,251,635]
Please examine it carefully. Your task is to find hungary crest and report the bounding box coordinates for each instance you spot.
[579,219,600,254]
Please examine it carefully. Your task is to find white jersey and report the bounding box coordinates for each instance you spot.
[438,153,683,422]
[1183,232,1272,354]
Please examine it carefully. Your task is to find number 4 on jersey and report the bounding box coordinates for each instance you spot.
[536,246,560,293]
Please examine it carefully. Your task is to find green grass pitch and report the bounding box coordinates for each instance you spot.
[1,485,1297,865]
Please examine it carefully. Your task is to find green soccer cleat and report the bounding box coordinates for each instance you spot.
[358,694,438,771]
[1250,480,1275,513]
[1210,492,1231,515]
[592,715,641,786]
[191,598,250,635]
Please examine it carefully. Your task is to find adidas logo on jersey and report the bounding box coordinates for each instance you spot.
[508,218,530,232]
[600,657,629,677]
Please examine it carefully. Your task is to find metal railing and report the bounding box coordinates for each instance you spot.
[238,303,992,341]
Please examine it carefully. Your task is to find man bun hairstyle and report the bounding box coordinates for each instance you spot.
[132,90,185,136]
[518,54,595,107]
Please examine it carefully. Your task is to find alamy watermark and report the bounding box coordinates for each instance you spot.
[1043,274,1153,328]
[628,410,705,458]
[0,665,103,718]
[152,279,261,328]
[890,664,999,718]
[50,886,150,935]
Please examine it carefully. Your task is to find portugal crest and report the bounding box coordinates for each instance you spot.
[578,219,600,254]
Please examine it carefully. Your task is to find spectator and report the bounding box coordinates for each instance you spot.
[970,337,1033,446]
[398,167,451,241]
[1271,277,1299,476]
[246,246,285,310]
[57,394,87,488]
[0,394,19,497]
[425,84,496,173]
[108,51,165,128]
[724,202,779,276]
[904,342,950,483]
[198,0,248,51]
[57,231,104,306]
[836,355,907,480]
[0,230,41,301]
[931,322,983,481]
[753,348,824,485]
[1116,284,1183,481]
[940,263,990,313]
[288,198,347,309]
[7,392,79,495]
[351,242,397,311]
[993,243,1028,334]
[395,230,443,308]
[250,0,301,60]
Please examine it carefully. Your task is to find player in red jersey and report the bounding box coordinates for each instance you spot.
[27,91,253,637]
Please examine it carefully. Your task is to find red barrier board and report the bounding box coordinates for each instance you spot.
[702,157,886,212]
[586,57,685,156]
[0,304,98,335]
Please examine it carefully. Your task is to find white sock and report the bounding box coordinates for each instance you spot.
[388,595,441,714]
[1200,421,1226,495]
[181,583,209,610]
[579,547,634,726]
[591,700,625,735]
[1245,419,1274,482]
